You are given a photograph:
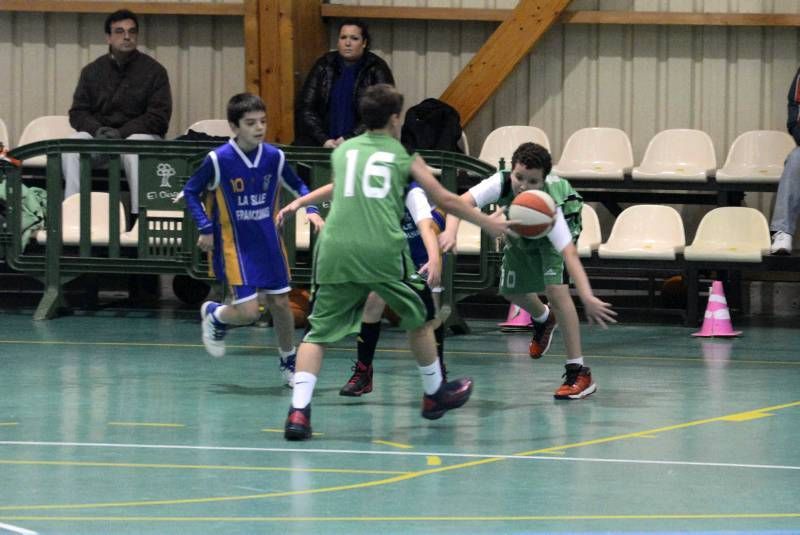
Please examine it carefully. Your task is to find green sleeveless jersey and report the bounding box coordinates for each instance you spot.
[315,132,416,283]
[497,170,583,251]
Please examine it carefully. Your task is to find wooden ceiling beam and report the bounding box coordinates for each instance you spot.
[0,0,244,16]
[321,4,800,27]
[439,0,573,127]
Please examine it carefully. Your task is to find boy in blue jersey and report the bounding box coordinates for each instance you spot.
[183,93,323,386]
[339,182,449,396]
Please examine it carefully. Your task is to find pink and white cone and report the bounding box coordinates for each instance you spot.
[692,281,742,337]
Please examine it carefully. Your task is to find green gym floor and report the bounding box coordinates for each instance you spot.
[0,303,798,534]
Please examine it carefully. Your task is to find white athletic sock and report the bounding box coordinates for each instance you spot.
[279,346,297,358]
[532,305,549,324]
[566,357,585,367]
[211,305,227,324]
[419,361,443,395]
[291,371,317,408]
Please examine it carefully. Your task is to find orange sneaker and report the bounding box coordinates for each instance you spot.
[554,364,596,400]
[529,312,557,358]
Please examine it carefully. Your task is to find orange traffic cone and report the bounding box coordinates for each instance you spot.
[499,304,533,332]
[692,281,742,337]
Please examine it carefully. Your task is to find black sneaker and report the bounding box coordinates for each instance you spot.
[284,405,312,440]
[529,311,557,359]
[339,361,373,397]
[421,377,474,420]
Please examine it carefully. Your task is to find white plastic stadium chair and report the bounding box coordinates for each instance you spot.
[632,129,716,182]
[552,127,633,181]
[17,115,76,168]
[478,126,551,170]
[36,192,125,246]
[294,209,311,251]
[715,130,795,184]
[683,207,770,262]
[121,210,183,247]
[458,131,470,156]
[576,204,602,258]
[598,205,685,260]
[187,119,234,138]
[0,117,10,148]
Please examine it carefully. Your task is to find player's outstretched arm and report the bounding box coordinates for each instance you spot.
[416,218,442,288]
[276,183,333,228]
[438,191,478,253]
[410,156,510,240]
[561,243,618,328]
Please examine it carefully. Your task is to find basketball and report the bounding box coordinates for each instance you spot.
[289,288,311,328]
[507,190,556,239]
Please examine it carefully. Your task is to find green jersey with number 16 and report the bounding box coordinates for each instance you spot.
[315,131,416,283]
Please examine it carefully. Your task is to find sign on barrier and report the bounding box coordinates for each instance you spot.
[139,156,189,210]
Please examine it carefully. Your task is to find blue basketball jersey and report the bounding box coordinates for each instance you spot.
[184,140,315,289]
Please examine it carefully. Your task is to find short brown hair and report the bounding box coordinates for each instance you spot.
[227,93,266,126]
[359,84,403,130]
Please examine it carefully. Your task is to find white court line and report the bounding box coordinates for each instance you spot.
[0,521,38,534]
[0,440,798,472]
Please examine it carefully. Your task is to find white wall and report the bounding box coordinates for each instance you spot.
[0,12,245,144]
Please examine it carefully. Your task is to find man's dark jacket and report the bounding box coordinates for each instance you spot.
[69,49,172,138]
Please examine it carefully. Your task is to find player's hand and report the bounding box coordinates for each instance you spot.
[197,233,214,252]
[438,229,458,253]
[581,295,618,329]
[322,139,337,149]
[307,212,325,233]
[483,207,517,239]
[418,259,442,289]
[276,201,299,228]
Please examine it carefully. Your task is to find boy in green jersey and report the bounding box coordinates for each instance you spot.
[439,142,617,400]
[276,84,511,440]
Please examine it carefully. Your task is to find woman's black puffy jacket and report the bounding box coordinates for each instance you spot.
[294,50,394,146]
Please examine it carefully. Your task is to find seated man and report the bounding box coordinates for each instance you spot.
[62,9,172,218]
[771,65,800,255]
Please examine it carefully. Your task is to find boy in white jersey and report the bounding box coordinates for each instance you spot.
[183,93,323,386]
[276,84,512,440]
[339,182,448,397]
[439,142,617,399]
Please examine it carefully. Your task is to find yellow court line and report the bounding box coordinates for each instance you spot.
[426,456,441,466]
[722,411,774,422]
[372,440,413,449]
[108,422,185,428]
[0,513,798,522]
[1,399,797,512]
[0,423,18,427]
[0,460,407,475]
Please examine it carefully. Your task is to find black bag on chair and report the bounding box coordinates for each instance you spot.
[401,98,463,153]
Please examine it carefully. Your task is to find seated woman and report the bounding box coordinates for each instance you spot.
[294,19,395,148]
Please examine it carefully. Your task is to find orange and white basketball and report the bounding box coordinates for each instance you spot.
[508,190,556,239]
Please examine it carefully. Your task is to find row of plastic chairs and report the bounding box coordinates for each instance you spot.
[577,203,771,263]
[33,193,184,247]
[1,116,235,168]
[477,125,796,184]
[36,192,770,268]
[35,192,312,250]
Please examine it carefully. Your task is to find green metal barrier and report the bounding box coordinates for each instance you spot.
[5,140,502,325]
